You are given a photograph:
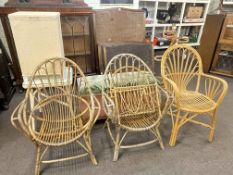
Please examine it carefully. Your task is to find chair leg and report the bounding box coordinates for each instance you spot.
[209,109,217,142]
[169,106,175,128]
[169,110,180,147]
[103,118,109,129]
[84,134,98,165]
[155,127,164,150]
[35,145,41,175]
[113,126,121,162]
[88,149,98,165]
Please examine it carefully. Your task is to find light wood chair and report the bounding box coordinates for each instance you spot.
[161,44,228,146]
[11,57,100,175]
[102,53,170,161]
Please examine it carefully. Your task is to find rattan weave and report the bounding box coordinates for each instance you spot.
[11,57,100,175]
[102,53,170,161]
[161,44,228,146]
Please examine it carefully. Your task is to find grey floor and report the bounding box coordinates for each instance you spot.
[0,76,233,175]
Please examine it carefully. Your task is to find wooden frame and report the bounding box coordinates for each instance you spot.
[11,57,100,175]
[210,14,233,76]
[161,44,228,146]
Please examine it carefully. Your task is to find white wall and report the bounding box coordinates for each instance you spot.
[84,0,139,9]
[0,0,7,6]
[209,0,221,13]
[84,0,99,8]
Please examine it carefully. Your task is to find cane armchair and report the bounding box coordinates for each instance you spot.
[161,44,228,146]
[102,53,169,161]
[11,57,100,175]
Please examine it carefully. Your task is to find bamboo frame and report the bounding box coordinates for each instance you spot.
[161,44,228,146]
[102,53,170,161]
[11,57,100,175]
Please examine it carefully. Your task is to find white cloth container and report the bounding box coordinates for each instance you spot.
[8,12,65,88]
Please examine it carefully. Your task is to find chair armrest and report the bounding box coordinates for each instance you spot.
[102,91,117,122]
[92,95,101,124]
[11,100,24,129]
[162,76,180,106]
[11,100,32,139]
[157,85,173,117]
[200,74,228,105]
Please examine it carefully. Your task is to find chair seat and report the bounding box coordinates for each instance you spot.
[34,118,86,145]
[119,113,159,131]
[179,91,216,113]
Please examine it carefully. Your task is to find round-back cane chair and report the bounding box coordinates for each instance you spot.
[11,57,100,175]
[102,53,169,161]
[161,44,228,146]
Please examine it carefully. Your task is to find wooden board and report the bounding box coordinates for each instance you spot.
[98,42,153,74]
[197,14,225,73]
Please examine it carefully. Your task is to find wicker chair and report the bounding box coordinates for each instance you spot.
[161,44,228,146]
[102,53,169,161]
[11,58,100,175]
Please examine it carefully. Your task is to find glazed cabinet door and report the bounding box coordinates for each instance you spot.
[61,14,96,74]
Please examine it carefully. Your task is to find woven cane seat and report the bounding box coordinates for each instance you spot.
[36,120,85,144]
[179,91,217,113]
[119,113,159,131]
[29,93,92,146]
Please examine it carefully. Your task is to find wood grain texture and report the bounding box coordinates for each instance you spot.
[198,14,225,73]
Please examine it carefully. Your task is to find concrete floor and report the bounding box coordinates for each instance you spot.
[0,76,233,175]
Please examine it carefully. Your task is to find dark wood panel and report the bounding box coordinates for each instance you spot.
[197,14,225,73]
[0,39,15,109]
[6,0,87,7]
[210,14,233,77]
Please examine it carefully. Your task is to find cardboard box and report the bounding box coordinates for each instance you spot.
[186,6,203,18]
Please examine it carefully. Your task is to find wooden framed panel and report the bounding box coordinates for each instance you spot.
[61,14,96,74]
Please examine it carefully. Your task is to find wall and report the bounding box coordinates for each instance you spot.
[84,0,139,9]
[0,0,7,6]
[209,0,221,13]
[84,0,99,8]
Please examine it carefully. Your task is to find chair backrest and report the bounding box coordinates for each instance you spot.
[161,44,203,92]
[24,57,94,146]
[104,53,156,88]
[103,53,161,117]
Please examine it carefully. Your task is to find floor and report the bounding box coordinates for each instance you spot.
[0,76,233,175]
